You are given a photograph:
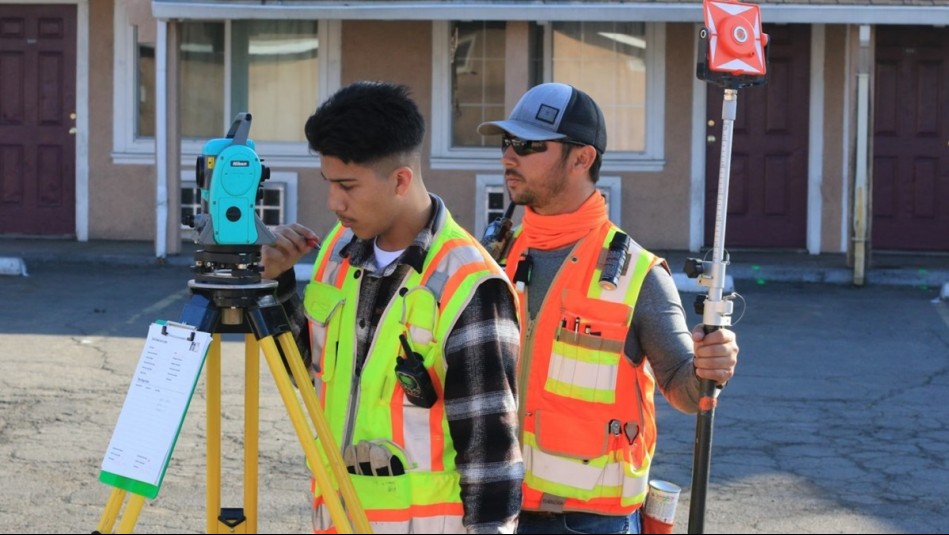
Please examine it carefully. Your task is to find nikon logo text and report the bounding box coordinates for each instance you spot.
[230,160,250,167]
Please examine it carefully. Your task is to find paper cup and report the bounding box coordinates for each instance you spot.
[643,479,681,524]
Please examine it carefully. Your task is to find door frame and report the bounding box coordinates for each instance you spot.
[870,25,949,252]
[688,23,827,254]
[0,0,89,240]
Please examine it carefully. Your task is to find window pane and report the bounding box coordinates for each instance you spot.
[451,21,506,148]
[234,20,319,142]
[131,24,224,140]
[485,187,507,223]
[181,181,285,230]
[180,22,225,138]
[136,40,156,138]
[548,22,647,152]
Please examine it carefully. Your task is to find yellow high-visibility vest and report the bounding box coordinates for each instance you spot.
[304,212,514,533]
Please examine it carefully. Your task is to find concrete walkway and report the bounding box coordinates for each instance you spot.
[1,237,946,296]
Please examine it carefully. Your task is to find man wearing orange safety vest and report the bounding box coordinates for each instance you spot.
[477,83,740,534]
[263,82,523,533]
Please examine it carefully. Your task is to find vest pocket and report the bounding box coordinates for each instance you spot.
[312,468,461,533]
[535,409,609,459]
[527,410,623,499]
[547,290,631,403]
[303,281,346,383]
[527,410,647,502]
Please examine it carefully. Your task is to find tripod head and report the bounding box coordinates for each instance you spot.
[184,113,277,284]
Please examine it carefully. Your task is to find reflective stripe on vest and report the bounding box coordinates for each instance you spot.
[303,216,513,533]
[506,222,661,515]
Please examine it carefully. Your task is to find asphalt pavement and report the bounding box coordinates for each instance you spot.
[0,247,947,533]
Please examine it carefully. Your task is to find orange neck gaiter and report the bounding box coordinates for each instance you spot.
[521,192,609,250]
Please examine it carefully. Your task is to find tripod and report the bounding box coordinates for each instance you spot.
[95,248,370,534]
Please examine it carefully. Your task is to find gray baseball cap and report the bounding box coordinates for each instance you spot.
[478,82,607,154]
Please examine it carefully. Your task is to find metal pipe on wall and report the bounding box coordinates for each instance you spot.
[852,24,871,286]
[155,18,168,260]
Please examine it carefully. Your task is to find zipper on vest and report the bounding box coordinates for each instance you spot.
[340,270,410,450]
[517,317,536,424]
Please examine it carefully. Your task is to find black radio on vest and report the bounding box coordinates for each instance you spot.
[395,333,437,408]
[599,232,630,291]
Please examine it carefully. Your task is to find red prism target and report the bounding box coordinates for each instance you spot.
[704,0,768,76]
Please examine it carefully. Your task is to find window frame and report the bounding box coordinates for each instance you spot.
[432,20,666,172]
[112,1,340,167]
[432,21,502,169]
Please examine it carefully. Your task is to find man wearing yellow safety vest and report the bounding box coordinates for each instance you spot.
[477,83,740,534]
[261,81,524,533]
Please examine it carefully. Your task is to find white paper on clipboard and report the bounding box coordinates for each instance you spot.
[100,321,211,486]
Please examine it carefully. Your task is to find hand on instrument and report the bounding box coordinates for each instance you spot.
[261,223,320,280]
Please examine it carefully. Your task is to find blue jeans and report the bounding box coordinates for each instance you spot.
[516,510,641,534]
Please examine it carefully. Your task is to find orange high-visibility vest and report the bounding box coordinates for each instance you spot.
[505,221,663,515]
[303,212,515,533]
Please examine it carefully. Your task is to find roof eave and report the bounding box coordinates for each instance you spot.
[150,2,949,26]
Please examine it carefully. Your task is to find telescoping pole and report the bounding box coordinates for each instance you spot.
[688,1,769,532]
[688,88,737,535]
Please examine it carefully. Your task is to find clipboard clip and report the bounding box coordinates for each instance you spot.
[161,321,197,342]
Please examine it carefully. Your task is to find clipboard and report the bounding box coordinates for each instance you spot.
[98,320,211,499]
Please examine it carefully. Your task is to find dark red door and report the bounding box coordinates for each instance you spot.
[705,24,810,249]
[0,4,76,236]
[872,26,949,251]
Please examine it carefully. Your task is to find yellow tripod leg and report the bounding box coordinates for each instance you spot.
[257,334,370,534]
[206,334,222,534]
[274,331,371,533]
[243,333,260,534]
[96,487,126,533]
[205,335,262,534]
[115,494,146,534]
[205,334,261,534]
[95,488,147,534]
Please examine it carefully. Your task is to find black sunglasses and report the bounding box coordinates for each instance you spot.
[501,134,586,156]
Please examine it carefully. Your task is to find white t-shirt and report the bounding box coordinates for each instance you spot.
[373,239,405,271]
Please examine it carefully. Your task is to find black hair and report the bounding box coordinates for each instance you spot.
[559,143,603,183]
[589,152,602,183]
[304,81,425,165]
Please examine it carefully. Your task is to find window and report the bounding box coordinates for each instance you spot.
[432,22,507,167]
[113,1,340,166]
[535,21,665,169]
[233,20,320,143]
[474,175,510,237]
[484,185,508,227]
[133,23,229,140]
[433,20,664,171]
[539,22,649,153]
[180,181,284,229]
[136,39,156,138]
[178,22,227,139]
[450,21,506,149]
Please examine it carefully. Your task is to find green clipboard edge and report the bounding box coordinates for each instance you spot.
[98,320,209,500]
